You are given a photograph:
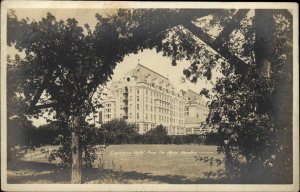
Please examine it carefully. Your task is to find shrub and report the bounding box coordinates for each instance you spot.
[48,122,102,168]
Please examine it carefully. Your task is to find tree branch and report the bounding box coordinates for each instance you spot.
[28,68,55,111]
[28,102,58,112]
[182,21,249,75]
[214,9,250,45]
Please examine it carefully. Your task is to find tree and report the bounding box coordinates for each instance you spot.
[100,119,138,144]
[7,11,115,183]
[194,10,292,182]
[7,9,220,183]
[8,8,293,183]
[48,122,99,168]
[111,9,292,182]
[144,125,168,144]
[7,53,38,160]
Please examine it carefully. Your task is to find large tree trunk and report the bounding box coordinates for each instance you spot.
[254,9,274,78]
[254,10,293,183]
[71,115,82,184]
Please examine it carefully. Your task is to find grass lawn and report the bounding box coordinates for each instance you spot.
[7,144,226,184]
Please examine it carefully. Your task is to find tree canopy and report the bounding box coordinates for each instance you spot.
[7,8,293,183]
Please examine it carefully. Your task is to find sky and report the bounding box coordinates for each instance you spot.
[10,8,214,91]
[9,8,215,126]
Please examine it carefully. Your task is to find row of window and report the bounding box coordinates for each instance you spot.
[128,112,183,124]
[110,87,209,107]
[167,127,186,135]
[103,105,183,118]
[112,87,185,105]
[105,103,112,107]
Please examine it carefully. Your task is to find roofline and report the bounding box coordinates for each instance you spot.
[137,63,169,81]
[183,89,201,97]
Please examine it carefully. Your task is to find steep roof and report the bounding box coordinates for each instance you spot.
[183,89,205,105]
[126,64,173,86]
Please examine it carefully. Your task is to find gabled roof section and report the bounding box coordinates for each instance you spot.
[183,89,205,105]
[126,64,172,85]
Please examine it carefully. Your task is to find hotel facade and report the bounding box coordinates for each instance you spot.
[100,64,209,135]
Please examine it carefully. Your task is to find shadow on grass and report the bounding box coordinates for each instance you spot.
[83,168,229,184]
[7,160,228,184]
[7,160,71,183]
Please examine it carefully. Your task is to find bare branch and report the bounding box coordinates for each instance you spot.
[182,21,249,75]
[214,9,250,45]
[29,102,58,112]
[28,68,55,111]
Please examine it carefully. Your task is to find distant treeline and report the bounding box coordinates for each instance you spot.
[8,119,220,147]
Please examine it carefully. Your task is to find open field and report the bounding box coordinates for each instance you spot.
[7,144,226,184]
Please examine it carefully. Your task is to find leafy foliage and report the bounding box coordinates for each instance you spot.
[143,125,169,144]
[48,122,103,168]
[195,10,292,182]
[6,9,222,171]
[100,119,138,144]
[7,9,293,183]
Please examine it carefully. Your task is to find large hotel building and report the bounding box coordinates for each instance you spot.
[100,64,210,135]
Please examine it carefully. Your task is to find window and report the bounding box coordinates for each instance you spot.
[137,89,139,94]
[194,128,200,134]
[137,113,139,119]
[143,124,148,133]
[137,104,139,110]
[185,107,189,116]
[187,128,192,134]
[137,96,139,101]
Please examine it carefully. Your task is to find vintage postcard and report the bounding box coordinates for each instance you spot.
[1,1,299,191]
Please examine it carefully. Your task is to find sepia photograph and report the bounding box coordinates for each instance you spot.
[1,1,299,191]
